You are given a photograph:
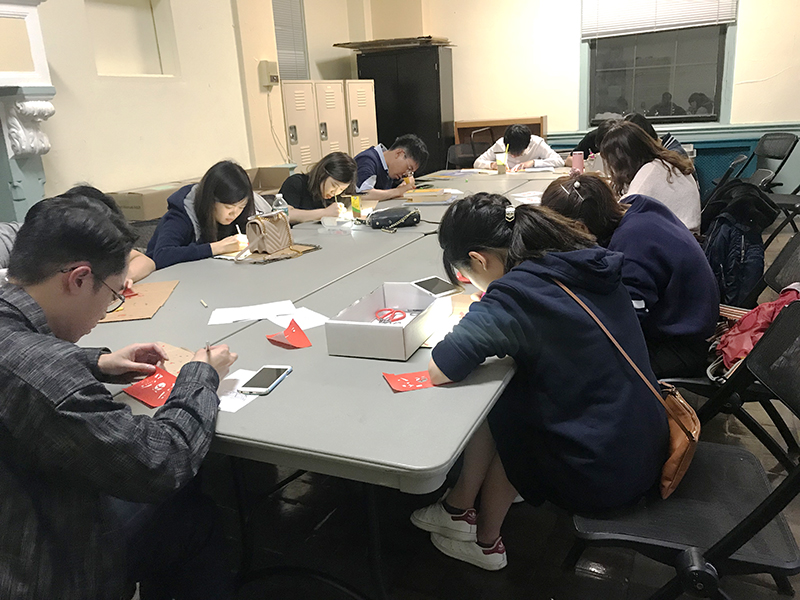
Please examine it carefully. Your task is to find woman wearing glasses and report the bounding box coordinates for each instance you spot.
[278,152,357,224]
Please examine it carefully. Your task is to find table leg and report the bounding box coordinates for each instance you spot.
[365,484,390,600]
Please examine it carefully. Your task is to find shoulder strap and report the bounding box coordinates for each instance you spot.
[553,278,694,438]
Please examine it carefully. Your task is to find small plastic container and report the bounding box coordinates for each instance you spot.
[572,151,584,173]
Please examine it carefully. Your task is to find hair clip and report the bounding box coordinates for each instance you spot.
[505,206,516,222]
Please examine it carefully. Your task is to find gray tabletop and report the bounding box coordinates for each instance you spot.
[81,225,424,352]
[212,234,514,494]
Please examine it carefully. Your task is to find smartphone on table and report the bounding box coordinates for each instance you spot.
[238,365,293,395]
[412,276,463,298]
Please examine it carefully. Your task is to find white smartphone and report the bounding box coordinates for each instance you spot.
[238,365,293,395]
[412,276,463,298]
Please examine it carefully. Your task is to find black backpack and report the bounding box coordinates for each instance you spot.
[701,180,779,307]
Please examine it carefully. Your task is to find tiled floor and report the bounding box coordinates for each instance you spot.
[195,227,800,600]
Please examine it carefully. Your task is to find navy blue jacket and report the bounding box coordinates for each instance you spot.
[355,146,397,190]
[610,195,718,340]
[432,248,669,511]
[146,186,212,269]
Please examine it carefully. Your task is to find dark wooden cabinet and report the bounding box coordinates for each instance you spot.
[357,46,454,174]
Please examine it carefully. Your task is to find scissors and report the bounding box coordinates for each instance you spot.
[375,308,406,323]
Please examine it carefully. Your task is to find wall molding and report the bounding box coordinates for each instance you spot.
[548,121,800,148]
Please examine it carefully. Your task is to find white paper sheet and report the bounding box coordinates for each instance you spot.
[208,300,296,325]
[511,190,543,205]
[267,306,329,330]
[521,167,555,173]
[217,368,258,413]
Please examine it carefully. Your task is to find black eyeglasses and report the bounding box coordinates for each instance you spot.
[60,267,126,313]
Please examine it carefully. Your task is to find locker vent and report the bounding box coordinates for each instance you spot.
[360,137,370,151]
[325,90,336,109]
[294,90,306,111]
[357,89,367,107]
[300,145,313,165]
[329,141,340,152]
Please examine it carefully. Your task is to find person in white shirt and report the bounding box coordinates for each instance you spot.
[474,124,564,171]
[601,120,700,232]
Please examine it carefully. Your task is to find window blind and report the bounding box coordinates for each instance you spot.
[581,0,738,40]
[272,0,309,80]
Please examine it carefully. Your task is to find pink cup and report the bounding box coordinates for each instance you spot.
[572,151,584,173]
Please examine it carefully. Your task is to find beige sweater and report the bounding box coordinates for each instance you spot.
[622,160,700,231]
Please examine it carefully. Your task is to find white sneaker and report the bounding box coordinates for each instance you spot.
[431,533,508,571]
[410,502,477,542]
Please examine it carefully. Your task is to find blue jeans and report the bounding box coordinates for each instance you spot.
[108,479,234,600]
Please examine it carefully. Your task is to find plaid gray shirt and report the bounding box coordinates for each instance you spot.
[0,284,220,599]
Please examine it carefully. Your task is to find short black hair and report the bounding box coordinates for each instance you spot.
[390,134,429,172]
[503,124,532,156]
[8,195,136,287]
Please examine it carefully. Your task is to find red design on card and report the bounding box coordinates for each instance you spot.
[267,319,312,349]
[123,367,176,408]
[382,371,435,392]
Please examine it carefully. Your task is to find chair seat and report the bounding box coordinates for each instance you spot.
[573,442,800,575]
[768,194,800,210]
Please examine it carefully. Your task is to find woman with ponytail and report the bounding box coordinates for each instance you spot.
[410,193,669,571]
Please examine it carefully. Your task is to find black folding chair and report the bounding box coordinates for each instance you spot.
[445,144,480,169]
[742,232,800,307]
[733,133,798,193]
[566,302,800,600]
[765,183,800,251]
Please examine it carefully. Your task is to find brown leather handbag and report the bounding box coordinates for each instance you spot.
[235,211,320,264]
[554,279,700,499]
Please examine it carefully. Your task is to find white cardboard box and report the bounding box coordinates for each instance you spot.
[325,282,453,361]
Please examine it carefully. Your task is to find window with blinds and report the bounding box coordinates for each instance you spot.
[584,0,737,125]
[272,0,309,81]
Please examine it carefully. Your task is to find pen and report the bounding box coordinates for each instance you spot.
[200,299,208,308]
[205,341,211,354]
[236,225,242,235]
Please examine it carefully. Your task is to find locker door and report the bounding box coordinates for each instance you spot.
[314,81,348,157]
[345,80,378,156]
[281,81,322,169]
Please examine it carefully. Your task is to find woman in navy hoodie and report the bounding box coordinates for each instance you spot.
[410,194,668,571]
[147,161,258,269]
[542,174,718,377]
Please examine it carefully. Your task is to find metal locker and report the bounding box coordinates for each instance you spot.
[314,81,348,157]
[281,81,322,169]
[344,80,377,156]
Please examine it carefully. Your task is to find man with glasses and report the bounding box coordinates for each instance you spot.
[0,194,238,599]
[355,133,429,201]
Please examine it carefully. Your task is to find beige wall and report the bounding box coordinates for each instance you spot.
[729,0,800,124]
[231,0,289,167]
[421,0,582,132]
[38,0,253,196]
[370,0,423,40]
[305,0,356,80]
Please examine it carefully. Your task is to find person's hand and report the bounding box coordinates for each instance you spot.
[488,161,497,170]
[191,344,238,379]
[98,343,169,381]
[428,358,452,386]
[124,278,134,293]
[210,235,245,256]
[395,180,415,197]
[322,202,340,218]
[511,160,534,172]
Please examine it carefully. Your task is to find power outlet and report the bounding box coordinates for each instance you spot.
[257,60,280,89]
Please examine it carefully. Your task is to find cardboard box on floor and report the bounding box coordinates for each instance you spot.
[110,179,197,222]
[246,166,294,196]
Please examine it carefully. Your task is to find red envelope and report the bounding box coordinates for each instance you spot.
[267,319,312,349]
[123,367,176,408]
[382,371,435,392]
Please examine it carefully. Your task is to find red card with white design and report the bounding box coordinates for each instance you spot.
[382,371,435,392]
[123,367,176,408]
[267,319,312,349]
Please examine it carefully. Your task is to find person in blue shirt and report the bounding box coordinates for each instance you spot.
[542,174,718,377]
[354,134,428,201]
[146,161,258,270]
[410,194,668,571]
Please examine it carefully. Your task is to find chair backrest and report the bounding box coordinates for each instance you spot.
[765,233,800,293]
[745,301,800,419]
[446,144,480,169]
[737,132,799,180]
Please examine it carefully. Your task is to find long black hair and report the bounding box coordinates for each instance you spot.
[195,161,254,242]
[438,193,596,285]
[307,152,357,207]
